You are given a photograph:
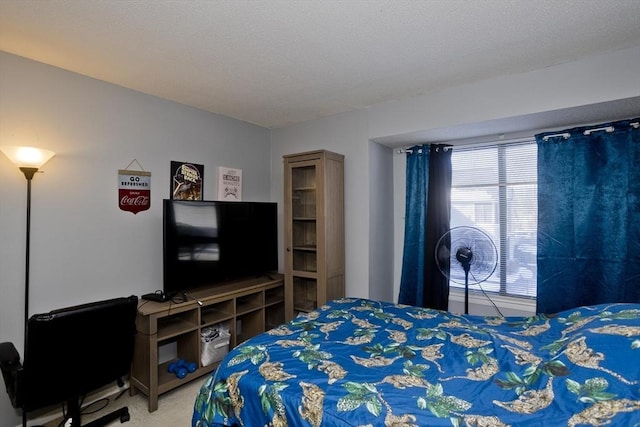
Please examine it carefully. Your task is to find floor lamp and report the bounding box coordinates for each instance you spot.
[0,145,55,360]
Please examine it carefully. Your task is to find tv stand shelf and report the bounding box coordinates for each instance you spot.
[130,274,284,412]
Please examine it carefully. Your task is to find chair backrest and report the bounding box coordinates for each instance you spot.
[22,295,138,411]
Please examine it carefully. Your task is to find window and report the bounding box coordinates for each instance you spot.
[450,141,537,299]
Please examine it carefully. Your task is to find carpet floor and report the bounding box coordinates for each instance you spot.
[43,377,205,427]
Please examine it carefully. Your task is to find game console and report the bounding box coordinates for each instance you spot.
[141,291,172,303]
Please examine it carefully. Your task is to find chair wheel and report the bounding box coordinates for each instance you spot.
[120,412,130,423]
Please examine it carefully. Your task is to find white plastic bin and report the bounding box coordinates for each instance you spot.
[200,324,231,366]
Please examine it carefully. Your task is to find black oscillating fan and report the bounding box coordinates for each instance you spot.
[435,226,498,314]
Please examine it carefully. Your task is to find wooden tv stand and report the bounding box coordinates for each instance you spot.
[130,274,285,412]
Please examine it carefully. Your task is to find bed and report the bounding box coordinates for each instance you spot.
[192,298,640,426]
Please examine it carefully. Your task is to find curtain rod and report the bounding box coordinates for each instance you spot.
[541,132,570,142]
[396,136,535,154]
[396,146,451,154]
[397,121,639,152]
[542,121,638,141]
[583,126,614,136]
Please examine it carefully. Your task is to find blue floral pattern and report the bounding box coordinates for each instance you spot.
[192,298,640,426]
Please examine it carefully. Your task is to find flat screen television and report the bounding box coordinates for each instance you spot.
[163,199,278,296]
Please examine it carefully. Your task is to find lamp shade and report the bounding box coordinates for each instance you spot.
[0,146,56,169]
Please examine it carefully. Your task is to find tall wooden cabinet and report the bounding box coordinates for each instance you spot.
[284,150,345,320]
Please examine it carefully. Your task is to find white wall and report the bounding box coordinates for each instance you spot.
[367,46,640,142]
[270,109,372,298]
[0,52,272,426]
[2,45,639,427]
[270,45,640,306]
[383,46,640,302]
[368,140,394,302]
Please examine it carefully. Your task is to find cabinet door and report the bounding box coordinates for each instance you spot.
[284,159,323,318]
[284,151,343,321]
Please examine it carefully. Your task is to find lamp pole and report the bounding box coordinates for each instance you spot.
[22,168,36,427]
[21,167,38,349]
[1,147,54,427]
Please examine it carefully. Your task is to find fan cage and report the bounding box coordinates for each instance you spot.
[435,226,498,286]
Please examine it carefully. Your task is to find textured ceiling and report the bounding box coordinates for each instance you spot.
[1,0,639,129]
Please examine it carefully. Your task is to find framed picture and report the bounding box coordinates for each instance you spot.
[170,161,204,200]
[217,166,242,201]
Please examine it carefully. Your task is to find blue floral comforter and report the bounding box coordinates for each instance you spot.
[192,298,640,426]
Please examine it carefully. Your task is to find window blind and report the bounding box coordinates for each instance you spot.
[450,141,537,299]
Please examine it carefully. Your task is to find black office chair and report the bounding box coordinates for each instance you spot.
[0,295,138,427]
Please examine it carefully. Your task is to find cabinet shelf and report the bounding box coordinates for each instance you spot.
[236,309,263,344]
[294,299,317,312]
[265,286,284,307]
[201,299,233,327]
[236,304,262,316]
[291,271,317,278]
[157,320,197,341]
[131,275,284,412]
[157,359,217,395]
[236,292,264,315]
[157,314,198,341]
[266,304,285,330]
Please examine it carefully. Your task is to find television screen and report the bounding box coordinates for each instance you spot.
[163,199,278,295]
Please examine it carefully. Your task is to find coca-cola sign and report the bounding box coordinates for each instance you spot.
[118,169,151,214]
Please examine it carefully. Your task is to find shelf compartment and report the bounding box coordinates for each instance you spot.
[236,309,264,345]
[292,189,316,219]
[293,301,317,314]
[236,291,264,316]
[156,330,199,393]
[265,286,284,307]
[201,300,234,326]
[157,311,198,341]
[291,165,316,190]
[265,302,285,329]
[292,220,316,248]
[293,277,318,313]
[293,249,317,272]
[157,359,206,395]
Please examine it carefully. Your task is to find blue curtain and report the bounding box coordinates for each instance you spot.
[398,145,429,307]
[536,118,640,313]
[398,144,451,309]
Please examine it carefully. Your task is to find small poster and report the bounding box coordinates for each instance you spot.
[118,168,151,214]
[171,161,203,200]
[218,166,242,201]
